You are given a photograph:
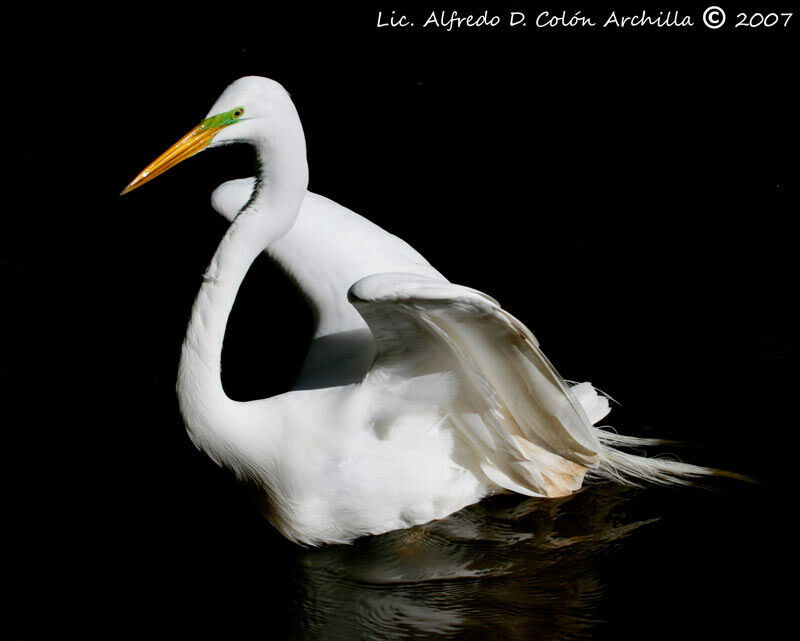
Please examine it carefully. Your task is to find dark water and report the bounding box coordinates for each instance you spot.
[4,457,774,640]
[285,482,769,640]
[290,485,644,640]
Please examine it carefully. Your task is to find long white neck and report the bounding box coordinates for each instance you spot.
[177,125,308,461]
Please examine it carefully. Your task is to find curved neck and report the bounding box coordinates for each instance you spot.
[177,133,308,456]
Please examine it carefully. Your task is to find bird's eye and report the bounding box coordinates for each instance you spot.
[233,107,244,119]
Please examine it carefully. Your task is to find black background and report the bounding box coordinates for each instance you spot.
[4,2,797,639]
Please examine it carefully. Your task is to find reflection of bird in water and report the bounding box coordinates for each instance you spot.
[289,485,653,640]
[122,76,723,545]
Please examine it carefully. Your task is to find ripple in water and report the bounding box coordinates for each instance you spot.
[287,484,655,640]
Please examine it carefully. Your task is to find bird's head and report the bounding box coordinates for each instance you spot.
[121,76,299,195]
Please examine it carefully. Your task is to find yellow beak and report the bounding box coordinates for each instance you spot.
[120,122,224,195]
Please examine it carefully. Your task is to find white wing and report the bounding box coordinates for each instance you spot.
[348,273,610,498]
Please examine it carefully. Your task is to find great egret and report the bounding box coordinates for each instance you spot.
[122,77,716,545]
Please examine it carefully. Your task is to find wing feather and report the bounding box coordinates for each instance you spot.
[348,273,609,498]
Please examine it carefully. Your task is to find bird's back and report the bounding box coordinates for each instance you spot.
[211,180,447,390]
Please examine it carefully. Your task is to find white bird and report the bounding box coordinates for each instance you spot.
[122,77,717,545]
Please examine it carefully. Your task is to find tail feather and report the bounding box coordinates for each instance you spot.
[570,383,754,487]
[590,430,715,486]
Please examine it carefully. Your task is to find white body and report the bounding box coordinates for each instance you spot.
[208,186,487,542]
[185,177,606,545]
[151,77,711,546]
